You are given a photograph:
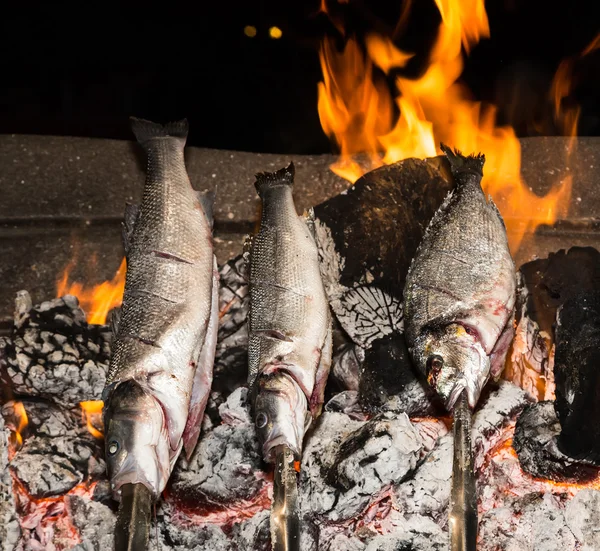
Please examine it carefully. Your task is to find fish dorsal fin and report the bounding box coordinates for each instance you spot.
[109,307,122,336]
[332,286,403,349]
[122,203,139,257]
[197,190,216,228]
[302,207,316,240]
[487,195,507,231]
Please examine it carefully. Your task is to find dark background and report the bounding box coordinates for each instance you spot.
[1,0,599,154]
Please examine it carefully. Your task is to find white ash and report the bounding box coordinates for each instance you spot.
[300,411,423,523]
[170,388,265,505]
[1,291,110,406]
[67,495,116,551]
[0,414,20,551]
[564,489,600,551]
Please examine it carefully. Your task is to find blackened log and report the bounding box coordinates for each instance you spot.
[313,157,453,294]
[554,292,600,462]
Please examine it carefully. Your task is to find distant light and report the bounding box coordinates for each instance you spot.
[244,25,257,38]
[269,26,282,39]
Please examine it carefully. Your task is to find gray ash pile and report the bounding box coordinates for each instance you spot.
[2,253,600,550]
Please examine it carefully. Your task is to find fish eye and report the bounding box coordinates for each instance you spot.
[426,355,444,386]
[108,441,120,456]
[255,412,268,429]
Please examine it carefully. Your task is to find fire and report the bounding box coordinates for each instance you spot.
[9,401,29,453]
[317,0,580,252]
[80,401,104,439]
[56,258,126,325]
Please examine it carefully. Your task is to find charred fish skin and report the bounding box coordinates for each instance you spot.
[403,145,516,410]
[103,117,218,500]
[248,163,332,462]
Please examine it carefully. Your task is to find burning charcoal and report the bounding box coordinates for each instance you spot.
[0,415,20,551]
[330,340,363,392]
[320,533,366,551]
[553,292,600,463]
[11,434,103,498]
[359,335,439,417]
[213,255,249,394]
[324,390,368,420]
[478,493,577,551]
[301,411,424,523]
[564,489,600,550]
[1,291,111,407]
[66,495,115,551]
[507,247,600,400]
[363,516,448,550]
[230,510,271,551]
[513,401,600,482]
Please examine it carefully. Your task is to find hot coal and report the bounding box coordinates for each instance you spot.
[358,335,441,417]
[507,247,600,401]
[553,292,600,463]
[513,401,600,483]
[0,291,111,406]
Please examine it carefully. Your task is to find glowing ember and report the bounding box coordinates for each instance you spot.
[79,401,104,439]
[56,258,126,325]
[317,0,577,253]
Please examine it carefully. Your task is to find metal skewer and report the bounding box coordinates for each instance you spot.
[449,390,478,551]
[271,445,300,551]
[115,483,152,551]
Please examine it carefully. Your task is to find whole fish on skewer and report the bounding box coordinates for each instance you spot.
[404,145,516,550]
[102,118,219,550]
[247,163,332,551]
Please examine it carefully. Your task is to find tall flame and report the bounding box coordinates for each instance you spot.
[12,401,28,448]
[317,0,578,252]
[56,258,126,325]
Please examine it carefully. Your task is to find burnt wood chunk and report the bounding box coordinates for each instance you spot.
[554,292,600,463]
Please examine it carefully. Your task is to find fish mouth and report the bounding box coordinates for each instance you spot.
[109,451,163,501]
[263,433,302,463]
[445,381,467,411]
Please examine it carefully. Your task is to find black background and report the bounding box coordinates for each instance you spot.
[1,0,599,154]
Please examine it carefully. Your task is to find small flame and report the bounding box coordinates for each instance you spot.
[80,401,104,439]
[56,258,126,325]
[317,0,581,252]
[12,401,29,449]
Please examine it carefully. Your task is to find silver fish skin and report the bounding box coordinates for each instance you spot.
[103,117,218,500]
[248,163,332,462]
[403,145,516,410]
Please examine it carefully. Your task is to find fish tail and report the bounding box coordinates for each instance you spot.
[130,117,189,148]
[254,162,295,198]
[440,143,485,179]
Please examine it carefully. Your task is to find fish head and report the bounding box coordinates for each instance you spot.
[252,371,309,462]
[103,380,171,501]
[415,323,490,410]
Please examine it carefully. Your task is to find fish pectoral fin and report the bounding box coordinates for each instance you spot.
[487,195,507,231]
[309,321,333,417]
[332,286,403,349]
[122,203,140,256]
[182,256,219,461]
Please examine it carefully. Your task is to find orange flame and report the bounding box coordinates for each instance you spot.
[80,401,104,439]
[317,0,578,253]
[12,401,28,448]
[56,258,126,325]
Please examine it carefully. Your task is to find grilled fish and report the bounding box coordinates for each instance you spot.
[103,118,219,500]
[403,145,516,410]
[248,163,332,461]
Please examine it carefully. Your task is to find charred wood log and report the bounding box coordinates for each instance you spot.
[553,292,600,463]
